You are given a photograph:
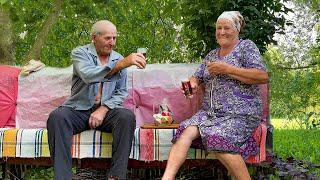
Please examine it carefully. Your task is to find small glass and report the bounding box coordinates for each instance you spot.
[137,48,147,58]
[181,79,193,98]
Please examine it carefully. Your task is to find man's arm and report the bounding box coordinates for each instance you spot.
[89,69,129,129]
[106,53,146,77]
[72,47,113,84]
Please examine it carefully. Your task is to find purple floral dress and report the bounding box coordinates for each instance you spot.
[173,39,267,159]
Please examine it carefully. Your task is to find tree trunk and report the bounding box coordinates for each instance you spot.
[24,0,62,63]
[0,7,14,65]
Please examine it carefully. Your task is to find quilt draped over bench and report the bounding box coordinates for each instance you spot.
[0,127,266,163]
[0,64,269,164]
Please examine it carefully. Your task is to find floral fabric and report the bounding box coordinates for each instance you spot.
[173,39,267,159]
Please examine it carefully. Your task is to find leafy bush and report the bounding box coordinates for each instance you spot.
[178,0,291,57]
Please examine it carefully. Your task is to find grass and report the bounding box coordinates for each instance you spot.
[274,128,320,164]
[272,118,320,176]
[272,119,320,164]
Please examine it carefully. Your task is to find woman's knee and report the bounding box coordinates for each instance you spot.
[179,126,200,141]
[215,152,242,160]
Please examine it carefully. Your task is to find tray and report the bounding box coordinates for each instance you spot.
[141,123,180,129]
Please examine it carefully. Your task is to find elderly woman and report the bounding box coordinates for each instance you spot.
[162,11,269,180]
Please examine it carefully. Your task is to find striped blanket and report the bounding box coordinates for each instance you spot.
[0,126,266,163]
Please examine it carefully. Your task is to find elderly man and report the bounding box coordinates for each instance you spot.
[47,20,146,180]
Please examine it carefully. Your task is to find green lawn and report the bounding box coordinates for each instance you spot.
[274,129,320,164]
[272,118,320,164]
[272,119,320,176]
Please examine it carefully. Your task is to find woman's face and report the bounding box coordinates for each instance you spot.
[215,19,239,47]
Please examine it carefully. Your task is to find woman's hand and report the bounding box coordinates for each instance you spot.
[189,76,199,94]
[207,61,233,76]
[180,76,199,98]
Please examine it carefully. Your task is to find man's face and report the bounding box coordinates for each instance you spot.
[92,26,117,56]
[215,19,239,47]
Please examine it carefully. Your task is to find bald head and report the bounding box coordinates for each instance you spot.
[91,20,117,56]
[91,20,117,36]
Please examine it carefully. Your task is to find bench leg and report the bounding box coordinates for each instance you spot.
[1,162,5,179]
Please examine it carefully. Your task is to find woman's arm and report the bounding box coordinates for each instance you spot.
[207,61,269,84]
[228,66,269,84]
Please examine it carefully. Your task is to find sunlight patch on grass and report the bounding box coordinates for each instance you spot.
[271,118,302,129]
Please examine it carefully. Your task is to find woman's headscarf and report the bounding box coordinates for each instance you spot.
[217,11,244,32]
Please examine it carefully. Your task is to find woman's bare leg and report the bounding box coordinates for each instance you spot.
[162,126,200,180]
[215,153,251,180]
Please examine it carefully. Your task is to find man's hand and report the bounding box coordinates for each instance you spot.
[124,53,146,69]
[89,106,109,129]
[106,53,146,77]
[207,61,233,76]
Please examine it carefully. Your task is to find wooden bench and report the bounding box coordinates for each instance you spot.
[0,64,273,178]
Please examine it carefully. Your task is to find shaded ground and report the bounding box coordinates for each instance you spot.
[269,155,320,179]
[73,156,320,180]
[1,155,319,179]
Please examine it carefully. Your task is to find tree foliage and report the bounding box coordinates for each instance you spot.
[296,0,320,10]
[1,0,319,127]
[264,1,320,128]
[0,0,291,66]
[1,0,186,66]
[178,0,291,58]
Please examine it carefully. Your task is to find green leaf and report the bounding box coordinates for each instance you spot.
[0,0,8,5]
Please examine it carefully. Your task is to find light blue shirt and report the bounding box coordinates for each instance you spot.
[63,43,128,110]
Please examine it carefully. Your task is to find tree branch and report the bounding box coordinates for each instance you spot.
[0,6,14,65]
[276,62,319,70]
[24,0,62,63]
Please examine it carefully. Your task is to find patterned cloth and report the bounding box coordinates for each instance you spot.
[0,127,266,163]
[173,39,267,159]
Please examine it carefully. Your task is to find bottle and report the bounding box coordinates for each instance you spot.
[159,98,169,116]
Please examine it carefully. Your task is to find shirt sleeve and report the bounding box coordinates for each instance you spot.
[240,40,266,71]
[72,47,112,84]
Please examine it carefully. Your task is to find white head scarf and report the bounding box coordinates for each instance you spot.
[217,11,243,32]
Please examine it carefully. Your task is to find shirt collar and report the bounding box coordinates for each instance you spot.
[88,43,121,63]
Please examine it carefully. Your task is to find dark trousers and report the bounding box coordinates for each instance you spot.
[47,106,136,180]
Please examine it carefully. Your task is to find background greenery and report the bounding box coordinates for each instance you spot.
[1,0,318,125]
[1,0,291,65]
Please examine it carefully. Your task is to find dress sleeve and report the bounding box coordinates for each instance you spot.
[240,40,266,71]
[193,50,216,82]
[193,60,206,82]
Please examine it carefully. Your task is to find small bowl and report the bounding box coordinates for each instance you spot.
[153,114,173,126]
